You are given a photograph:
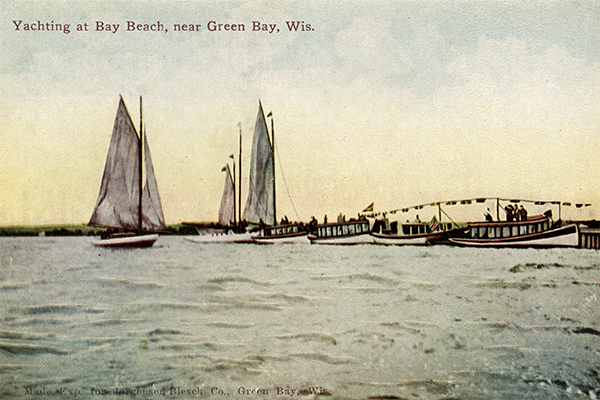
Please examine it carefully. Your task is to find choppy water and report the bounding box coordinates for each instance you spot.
[0,236,599,399]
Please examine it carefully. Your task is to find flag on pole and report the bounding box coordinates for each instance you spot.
[229,154,234,159]
[362,202,374,212]
[221,165,228,172]
[428,216,439,231]
[267,111,272,118]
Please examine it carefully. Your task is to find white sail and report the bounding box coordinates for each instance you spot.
[141,130,167,230]
[89,97,141,230]
[90,97,166,233]
[218,164,235,226]
[242,101,274,225]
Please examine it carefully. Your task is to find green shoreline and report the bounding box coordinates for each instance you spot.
[0,222,222,237]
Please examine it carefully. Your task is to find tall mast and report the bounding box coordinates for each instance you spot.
[238,122,242,230]
[230,154,236,227]
[269,111,276,225]
[138,96,143,236]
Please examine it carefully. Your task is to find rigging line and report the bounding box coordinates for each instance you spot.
[274,141,300,221]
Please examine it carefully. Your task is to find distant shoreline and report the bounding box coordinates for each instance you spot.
[0,222,225,237]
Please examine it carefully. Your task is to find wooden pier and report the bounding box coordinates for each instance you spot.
[579,227,600,249]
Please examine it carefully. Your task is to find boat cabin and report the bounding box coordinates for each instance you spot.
[399,222,453,236]
[313,221,370,238]
[371,219,452,235]
[466,214,550,239]
[260,223,305,238]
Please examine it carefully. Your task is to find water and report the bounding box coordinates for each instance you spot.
[0,236,599,399]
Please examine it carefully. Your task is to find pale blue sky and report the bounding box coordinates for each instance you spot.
[1,0,599,224]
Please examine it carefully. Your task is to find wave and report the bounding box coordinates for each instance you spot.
[200,295,287,311]
[4,317,73,326]
[77,318,143,327]
[125,301,205,310]
[80,336,125,345]
[201,322,255,329]
[276,332,338,345]
[290,351,356,364]
[15,304,105,315]
[311,272,397,286]
[0,330,55,340]
[207,276,270,286]
[96,277,164,289]
[0,282,28,291]
[473,279,532,290]
[0,342,69,355]
[160,341,246,351]
[510,262,600,273]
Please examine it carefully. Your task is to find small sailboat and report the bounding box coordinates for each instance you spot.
[187,163,252,243]
[89,96,166,248]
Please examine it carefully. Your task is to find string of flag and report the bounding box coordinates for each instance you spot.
[359,197,592,218]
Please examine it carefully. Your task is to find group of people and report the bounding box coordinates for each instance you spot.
[505,204,528,222]
[484,205,529,222]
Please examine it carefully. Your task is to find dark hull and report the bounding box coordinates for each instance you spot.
[449,224,579,248]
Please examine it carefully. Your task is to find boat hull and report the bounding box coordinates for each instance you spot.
[252,233,310,244]
[91,234,159,248]
[371,231,446,245]
[449,224,579,248]
[308,233,374,245]
[185,232,253,243]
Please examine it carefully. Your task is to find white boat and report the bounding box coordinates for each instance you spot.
[308,220,374,245]
[448,212,579,248]
[89,96,167,248]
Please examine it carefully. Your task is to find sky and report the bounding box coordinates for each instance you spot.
[1,0,599,226]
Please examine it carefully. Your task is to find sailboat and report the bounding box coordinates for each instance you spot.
[190,100,307,244]
[187,162,253,243]
[246,102,309,244]
[89,96,167,248]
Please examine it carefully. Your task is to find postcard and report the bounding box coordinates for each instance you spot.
[1,1,599,399]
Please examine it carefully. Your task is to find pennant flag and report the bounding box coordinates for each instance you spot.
[229,154,234,159]
[362,202,374,212]
[221,165,228,172]
[267,111,273,118]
